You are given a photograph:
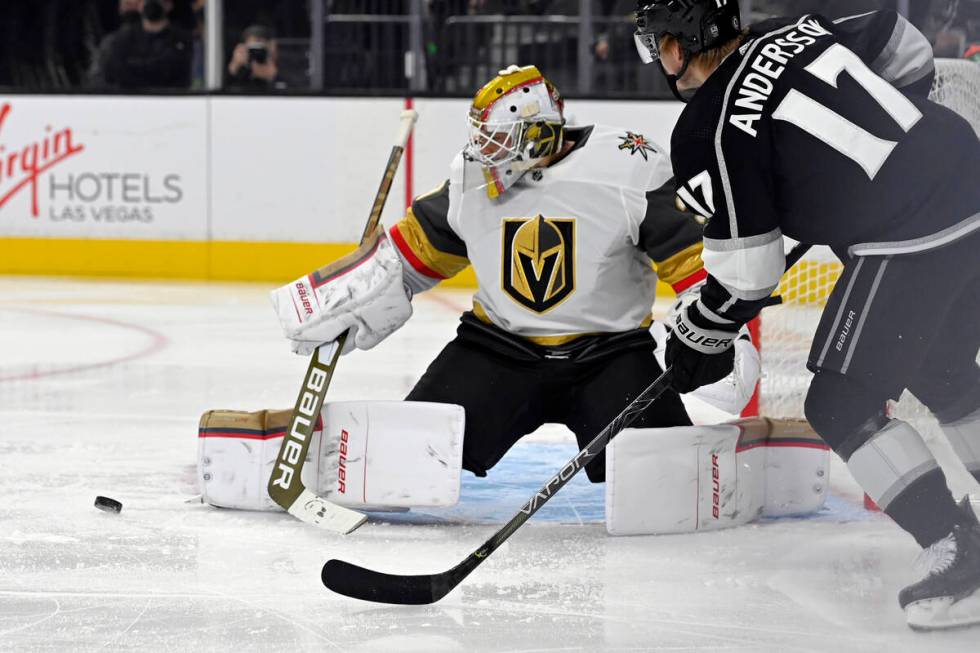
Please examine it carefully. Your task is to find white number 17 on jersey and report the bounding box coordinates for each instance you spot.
[772,43,923,180]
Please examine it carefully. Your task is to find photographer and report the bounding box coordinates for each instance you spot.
[227,25,285,91]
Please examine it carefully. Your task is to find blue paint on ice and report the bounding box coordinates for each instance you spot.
[365,441,876,526]
[366,441,604,525]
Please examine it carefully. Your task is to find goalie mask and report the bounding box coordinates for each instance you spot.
[466,65,565,199]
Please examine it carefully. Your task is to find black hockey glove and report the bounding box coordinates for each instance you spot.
[665,301,739,394]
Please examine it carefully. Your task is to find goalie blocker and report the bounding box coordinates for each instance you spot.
[198,401,465,511]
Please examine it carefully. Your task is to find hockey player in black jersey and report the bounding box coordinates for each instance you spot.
[635,0,980,631]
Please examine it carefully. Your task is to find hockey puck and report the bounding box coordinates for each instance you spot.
[94,496,122,514]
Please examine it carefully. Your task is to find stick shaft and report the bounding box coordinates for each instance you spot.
[322,367,675,602]
[465,366,673,564]
[268,109,418,528]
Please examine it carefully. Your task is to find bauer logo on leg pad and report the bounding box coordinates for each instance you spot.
[317,401,465,509]
[337,429,349,494]
[606,418,829,535]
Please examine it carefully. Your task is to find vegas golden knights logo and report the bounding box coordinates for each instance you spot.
[502,215,575,313]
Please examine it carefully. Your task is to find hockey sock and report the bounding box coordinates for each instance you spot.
[807,372,963,547]
[847,420,961,548]
[884,468,963,548]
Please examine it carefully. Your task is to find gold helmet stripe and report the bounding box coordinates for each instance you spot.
[471,65,546,120]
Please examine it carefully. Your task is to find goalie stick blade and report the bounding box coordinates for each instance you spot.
[287,489,367,534]
[322,559,453,605]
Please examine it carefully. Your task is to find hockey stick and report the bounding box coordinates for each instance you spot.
[785,242,811,270]
[321,241,815,594]
[321,366,675,604]
[266,109,419,534]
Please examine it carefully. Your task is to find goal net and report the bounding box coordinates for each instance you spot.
[756,59,980,452]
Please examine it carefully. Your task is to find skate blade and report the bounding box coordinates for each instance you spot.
[906,590,980,631]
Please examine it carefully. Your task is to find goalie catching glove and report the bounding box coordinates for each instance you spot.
[651,318,758,415]
[270,227,412,355]
[665,298,741,395]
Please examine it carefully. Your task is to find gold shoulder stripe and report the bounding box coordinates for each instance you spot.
[394,209,470,279]
[652,241,705,288]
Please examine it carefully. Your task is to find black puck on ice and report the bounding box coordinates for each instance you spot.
[94,496,123,514]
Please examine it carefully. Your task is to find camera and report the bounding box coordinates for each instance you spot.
[247,43,269,65]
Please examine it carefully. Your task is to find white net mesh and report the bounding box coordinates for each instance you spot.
[757,59,980,440]
[928,58,980,139]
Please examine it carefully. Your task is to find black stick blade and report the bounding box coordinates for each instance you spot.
[322,559,449,605]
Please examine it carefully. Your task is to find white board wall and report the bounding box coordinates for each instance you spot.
[0,96,207,240]
[0,95,684,243]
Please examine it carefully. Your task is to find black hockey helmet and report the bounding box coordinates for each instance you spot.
[634,0,742,65]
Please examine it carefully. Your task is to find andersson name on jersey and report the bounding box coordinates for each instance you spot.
[730,18,831,138]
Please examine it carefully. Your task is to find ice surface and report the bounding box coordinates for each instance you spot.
[1,277,978,652]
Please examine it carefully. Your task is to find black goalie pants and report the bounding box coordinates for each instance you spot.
[406,316,692,483]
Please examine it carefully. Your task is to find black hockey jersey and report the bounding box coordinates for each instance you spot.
[670,11,980,325]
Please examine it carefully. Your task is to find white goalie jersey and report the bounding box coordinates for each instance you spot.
[389,124,707,343]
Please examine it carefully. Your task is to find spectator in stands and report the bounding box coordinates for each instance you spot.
[116,0,145,28]
[96,0,192,89]
[226,25,286,91]
[88,0,145,86]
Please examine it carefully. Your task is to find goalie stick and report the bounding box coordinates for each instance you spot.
[321,241,816,597]
[266,109,418,534]
[321,366,675,604]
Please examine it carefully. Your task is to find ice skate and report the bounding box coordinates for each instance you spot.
[900,498,980,630]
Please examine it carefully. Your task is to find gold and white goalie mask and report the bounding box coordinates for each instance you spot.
[466,64,564,199]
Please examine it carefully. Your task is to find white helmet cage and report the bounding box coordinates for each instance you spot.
[466,68,565,171]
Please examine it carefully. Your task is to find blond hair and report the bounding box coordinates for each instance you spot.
[659,30,747,76]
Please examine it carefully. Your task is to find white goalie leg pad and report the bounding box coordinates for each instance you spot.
[198,401,464,511]
[269,228,412,355]
[198,409,321,511]
[606,422,758,535]
[757,419,831,517]
[941,406,980,479]
[847,419,939,511]
[314,400,465,509]
[605,418,829,535]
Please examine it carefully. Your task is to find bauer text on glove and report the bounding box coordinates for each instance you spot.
[269,229,412,355]
[665,300,739,394]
